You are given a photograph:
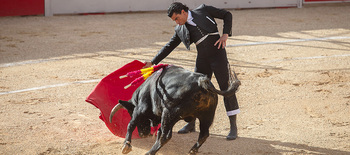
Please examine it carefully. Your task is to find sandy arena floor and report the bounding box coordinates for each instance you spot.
[1,3,349,155]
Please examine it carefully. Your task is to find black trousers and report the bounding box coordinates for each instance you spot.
[195,35,239,116]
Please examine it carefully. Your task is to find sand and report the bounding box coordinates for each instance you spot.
[0,3,349,155]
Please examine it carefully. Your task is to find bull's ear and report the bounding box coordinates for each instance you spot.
[118,100,135,112]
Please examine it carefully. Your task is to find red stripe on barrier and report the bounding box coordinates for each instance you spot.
[0,0,44,16]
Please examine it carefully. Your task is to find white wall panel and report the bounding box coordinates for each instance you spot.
[47,0,172,15]
[46,0,300,16]
[176,0,299,9]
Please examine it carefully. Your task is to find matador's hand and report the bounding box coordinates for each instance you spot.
[214,34,229,49]
[143,61,153,68]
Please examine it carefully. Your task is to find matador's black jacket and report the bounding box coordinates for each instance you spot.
[151,4,232,65]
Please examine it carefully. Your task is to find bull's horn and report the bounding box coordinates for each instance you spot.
[109,103,124,123]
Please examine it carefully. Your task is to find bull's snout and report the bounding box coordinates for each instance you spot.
[109,103,124,123]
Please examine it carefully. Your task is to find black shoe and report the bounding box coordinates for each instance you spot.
[226,115,237,140]
[178,120,195,134]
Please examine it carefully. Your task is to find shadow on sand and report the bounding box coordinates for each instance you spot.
[129,132,349,155]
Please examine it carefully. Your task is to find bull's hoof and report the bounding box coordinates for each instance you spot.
[121,143,132,154]
[188,149,198,155]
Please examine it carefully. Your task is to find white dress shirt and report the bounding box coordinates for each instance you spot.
[186,11,197,26]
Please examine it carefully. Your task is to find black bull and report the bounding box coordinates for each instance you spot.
[110,65,240,155]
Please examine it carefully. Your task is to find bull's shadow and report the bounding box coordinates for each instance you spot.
[131,132,349,155]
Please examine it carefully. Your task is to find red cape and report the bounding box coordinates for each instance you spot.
[86,60,159,138]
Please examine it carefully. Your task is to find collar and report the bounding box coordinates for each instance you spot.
[186,11,196,26]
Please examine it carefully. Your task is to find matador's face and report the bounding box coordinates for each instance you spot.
[170,10,188,25]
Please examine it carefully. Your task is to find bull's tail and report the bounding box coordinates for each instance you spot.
[200,77,240,97]
[199,68,241,97]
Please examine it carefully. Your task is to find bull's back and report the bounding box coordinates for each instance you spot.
[157,66,218,111]
[159,66,204,99]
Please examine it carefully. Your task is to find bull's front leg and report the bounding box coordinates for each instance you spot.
[122,115,139,154]
[144,127,162,155]
[189,116,213,154]
[122,140,132,154]
[146,110,177,155]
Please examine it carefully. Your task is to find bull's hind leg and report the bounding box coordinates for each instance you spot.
[146,109,178,155]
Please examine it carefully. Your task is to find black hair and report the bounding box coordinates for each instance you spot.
[167,2,189,17]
